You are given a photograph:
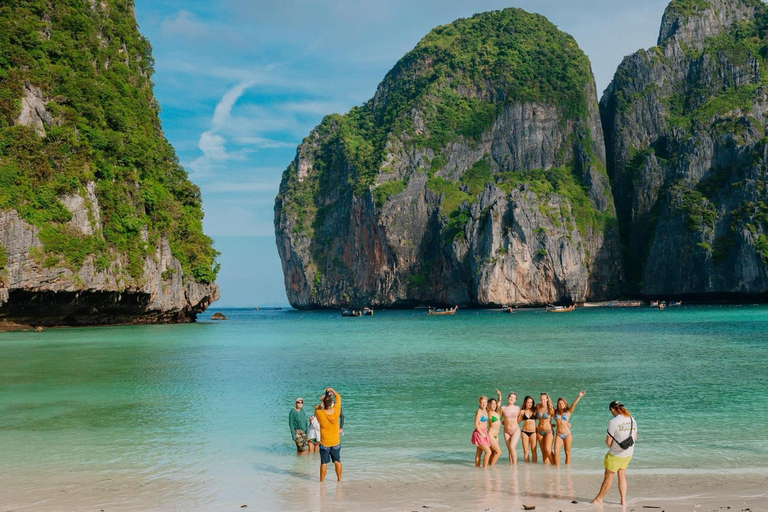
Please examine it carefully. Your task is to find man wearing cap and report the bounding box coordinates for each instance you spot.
[288,397,309,453]
[315,387,342,481]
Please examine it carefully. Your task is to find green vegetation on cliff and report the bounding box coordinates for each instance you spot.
[605,0,768,287]
[0,0,218,283]
[279,8,608,243]
[665,0,711,19]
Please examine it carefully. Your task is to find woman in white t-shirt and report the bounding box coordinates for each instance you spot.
[307,414,321,453]
[592,401,637,506]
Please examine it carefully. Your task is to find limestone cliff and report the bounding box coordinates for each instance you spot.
[601,0,768,298]
[275,9,623,308]
[0,1,218,327]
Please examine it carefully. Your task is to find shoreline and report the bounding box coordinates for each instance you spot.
[3,303,768,331]
[1,466,766,511]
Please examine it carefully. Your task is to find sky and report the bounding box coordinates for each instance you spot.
[132,0,672,307]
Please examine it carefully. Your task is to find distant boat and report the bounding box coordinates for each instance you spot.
[669,301,682,307]
[546,304,575,313]
[604,300,643,308]
[363,307,374,316]
[651,301,667,309]
[428,306,458,316]
[341,309,362,317]
[502,306,515,313]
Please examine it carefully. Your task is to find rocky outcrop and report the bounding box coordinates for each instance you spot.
[17,82,54,137]
[601,0,768,297]
[0,1,218,328]
[276,8,623,308]
[0,202,218,327]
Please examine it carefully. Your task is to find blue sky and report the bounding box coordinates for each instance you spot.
[132,0,671,307]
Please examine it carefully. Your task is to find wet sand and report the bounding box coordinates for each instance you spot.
[3,466,766,511]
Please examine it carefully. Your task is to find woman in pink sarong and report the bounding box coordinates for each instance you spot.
[471,396,491,467]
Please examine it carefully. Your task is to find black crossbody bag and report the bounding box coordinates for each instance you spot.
[608,417,634,450]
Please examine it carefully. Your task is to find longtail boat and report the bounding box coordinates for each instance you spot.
[428,306,458,316]
[546,304,575,313]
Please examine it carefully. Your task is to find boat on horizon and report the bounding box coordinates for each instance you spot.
[341,309,362,317]
[546,304,575,313]
[428,306,458,316]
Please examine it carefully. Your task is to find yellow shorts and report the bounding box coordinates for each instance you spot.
[604,452,632,472]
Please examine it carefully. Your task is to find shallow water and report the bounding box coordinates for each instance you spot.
[1,306,767,509]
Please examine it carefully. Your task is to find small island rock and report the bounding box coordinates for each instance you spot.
[211,312,228,321]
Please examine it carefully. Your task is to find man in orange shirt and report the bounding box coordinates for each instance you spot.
[315,387,342,481]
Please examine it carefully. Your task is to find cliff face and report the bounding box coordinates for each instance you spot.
[601,0,768,297]
[0,1,218,327]
[275,9,623,308]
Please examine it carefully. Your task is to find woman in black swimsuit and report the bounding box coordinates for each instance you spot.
[518,395,537,463]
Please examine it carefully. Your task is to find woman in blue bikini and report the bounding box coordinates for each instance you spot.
[535,393,555,464]
[471,396,492,467]
[552,390,586,465]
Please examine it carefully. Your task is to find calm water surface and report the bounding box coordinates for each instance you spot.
[1,306,767,508]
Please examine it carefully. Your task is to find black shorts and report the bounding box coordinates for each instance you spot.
[319,443,341,464]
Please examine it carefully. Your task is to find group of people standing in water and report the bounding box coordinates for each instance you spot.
[472,390,586,467]
[472,391,639,505]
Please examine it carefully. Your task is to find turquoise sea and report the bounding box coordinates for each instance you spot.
[1,306,767,510]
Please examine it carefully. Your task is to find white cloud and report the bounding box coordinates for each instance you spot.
[233,136,297,149]
[161,10,211,40]
[191,80,257,176]
[198,132,227,161]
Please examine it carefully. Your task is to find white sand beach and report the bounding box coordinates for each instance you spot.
[2,466,766,511]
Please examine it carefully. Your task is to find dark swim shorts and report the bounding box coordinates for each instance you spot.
[319,444,341,464]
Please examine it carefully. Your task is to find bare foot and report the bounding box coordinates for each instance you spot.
[591,499,602,504]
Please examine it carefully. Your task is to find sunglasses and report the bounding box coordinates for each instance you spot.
[296,401,303,404]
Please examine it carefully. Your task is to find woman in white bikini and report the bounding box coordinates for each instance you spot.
[535,393,555,464]
[519,395,537,463]
[486,397,503,466]
[471,396,492,468]
[552,391,586,465]
[496,389,520,464]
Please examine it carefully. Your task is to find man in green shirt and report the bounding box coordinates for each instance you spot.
[288,397,309,453]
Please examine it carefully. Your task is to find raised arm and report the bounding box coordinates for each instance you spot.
[495,388,503,421]
[569,390,586,413]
